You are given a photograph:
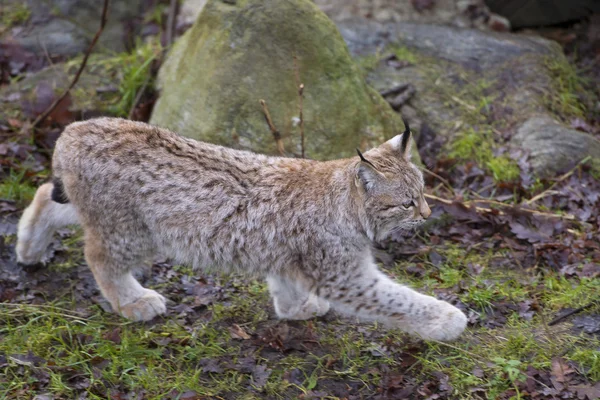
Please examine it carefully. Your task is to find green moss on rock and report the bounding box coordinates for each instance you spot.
[150,0,405,160]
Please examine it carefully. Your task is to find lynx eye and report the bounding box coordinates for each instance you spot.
[402,200,415,210]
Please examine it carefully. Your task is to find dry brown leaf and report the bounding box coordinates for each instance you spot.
[228,324,251,340]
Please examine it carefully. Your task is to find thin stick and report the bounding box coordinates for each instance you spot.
[525,157,591,205]
[424,193,576,220]
[548,301,598,326]
[293,55,305,158]
[298,83,305,158]
[127,76,150,120]
[260,99,285,156]
[420,168,455,196]
[166,0,178,49]
[30,0,111,130]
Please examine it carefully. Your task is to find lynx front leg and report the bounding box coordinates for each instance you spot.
[17,183,79,265]
[84,231,166,321]
[320,264,467,341]
[267,275,329,320]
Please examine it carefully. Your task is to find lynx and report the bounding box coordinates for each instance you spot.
[16,118,467,341]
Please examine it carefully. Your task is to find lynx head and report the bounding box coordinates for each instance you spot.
[355,121,431,241]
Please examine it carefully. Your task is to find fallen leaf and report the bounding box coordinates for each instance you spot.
[252,364,271,388]
[228,324,251,340]
[551,357,575,383]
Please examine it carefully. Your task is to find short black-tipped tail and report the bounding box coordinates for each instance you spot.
[51,177,69,204]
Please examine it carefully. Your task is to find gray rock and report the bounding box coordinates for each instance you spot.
[339,18,597,175]
[513,116,600,176]
[0,57,124,122]
[314,0,505,31]
[1,0,144,57]
[151,0,406,160]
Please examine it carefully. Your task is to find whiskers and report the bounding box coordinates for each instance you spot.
[379,219,423,241]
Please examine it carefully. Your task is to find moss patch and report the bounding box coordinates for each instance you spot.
[448,128,520,183]
[0,3,30,31]
[543,56,587,119]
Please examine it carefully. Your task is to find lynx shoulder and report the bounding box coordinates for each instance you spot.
[16,117,466,341]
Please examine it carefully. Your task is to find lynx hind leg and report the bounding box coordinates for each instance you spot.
[267,275,330,320]
[84,229,166,321]
[16,183,79,266]
[321,266,467,342]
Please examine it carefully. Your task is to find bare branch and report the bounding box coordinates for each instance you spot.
[30,0,111,130]
[549,301,598,326]
[293,55,305,158]
[298,83,305,158]
[166,0,178,49]
[424,193,576,220]
[260,99,285,156]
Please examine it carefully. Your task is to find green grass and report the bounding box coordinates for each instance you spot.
[391,46,418,64]
[544,56,587,119]
[1,179,598,398]
[449,128,520,183]
[1,240,599,398]
[390,244,600,398]
[109,40,161,117]
[355,45,418,76]
[0,169,39,205]
[63,40,161,118]
[0,303,244,398]
[0,3,30,29]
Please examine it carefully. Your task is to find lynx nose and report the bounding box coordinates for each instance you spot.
[420,199,431,219]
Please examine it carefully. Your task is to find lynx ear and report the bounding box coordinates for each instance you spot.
[385,118,412,160]
[356,148,380,191]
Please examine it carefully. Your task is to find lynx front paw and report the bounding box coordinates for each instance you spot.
[118,290,167,321]
[412,301,467,342]
[275,295,330,320]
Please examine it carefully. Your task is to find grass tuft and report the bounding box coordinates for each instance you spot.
[544,56,587,119]
[449,128,520,183]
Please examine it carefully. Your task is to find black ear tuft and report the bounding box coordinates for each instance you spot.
[356,148,376,169]
[401,118,411,155]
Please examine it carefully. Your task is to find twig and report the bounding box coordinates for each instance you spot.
[420,168,455,196]
[30,0,111,130]
[127,76,151,120]
[548,301,598,326]
[37,36,55,68]
[525,156,591,205]
[450,95,477,111]
[298,83,305,158]
[424,193,576,220]
[260,99,285,156]
[0,303,129,326]
[166,0,178,49]
[525,190,561,205]
[293,55,305,158]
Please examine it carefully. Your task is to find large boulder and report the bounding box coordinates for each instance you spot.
[512,115,600,175]
[338,19,600,176]
[150,0,405,160]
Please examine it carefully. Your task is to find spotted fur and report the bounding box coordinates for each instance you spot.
[16,118,467,341]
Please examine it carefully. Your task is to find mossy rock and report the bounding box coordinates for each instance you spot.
[0,0,144,56]
[0,58,122,123]
[150,0,405,160]
[341,19,600,176]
